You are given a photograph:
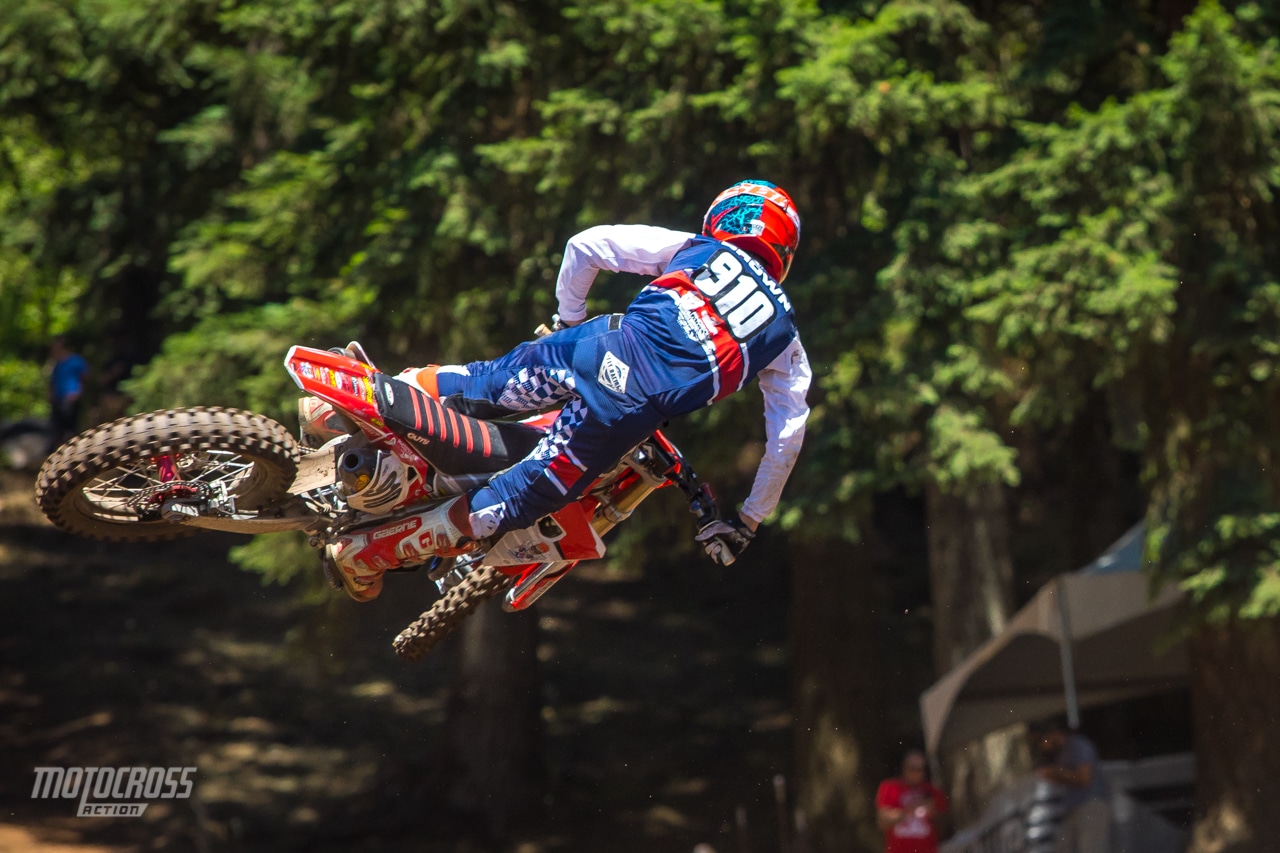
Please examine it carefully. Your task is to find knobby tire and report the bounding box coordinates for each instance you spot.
[36,407,298,542]
[393,565,513,661]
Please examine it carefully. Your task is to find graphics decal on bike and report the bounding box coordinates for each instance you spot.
[344,450,411,513]
[484,502,605,566]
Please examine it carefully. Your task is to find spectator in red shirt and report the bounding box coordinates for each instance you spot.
[876,750,949,853]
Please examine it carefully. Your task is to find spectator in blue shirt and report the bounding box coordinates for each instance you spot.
[47,336,88,453]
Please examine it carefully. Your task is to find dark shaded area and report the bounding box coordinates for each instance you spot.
[0,471,794,851]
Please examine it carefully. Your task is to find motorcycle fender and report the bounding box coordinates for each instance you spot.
[289,439,344,495]
[284,346,380,422]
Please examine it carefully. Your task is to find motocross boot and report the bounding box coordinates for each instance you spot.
[298,397,352,449]
[326,496,478,602]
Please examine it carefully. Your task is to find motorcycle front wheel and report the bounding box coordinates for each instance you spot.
[36,407,299,542]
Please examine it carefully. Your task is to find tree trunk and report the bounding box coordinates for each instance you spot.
[1186,616,1280,853]
[926,482,1015,671]
[925,481,1029,824]
[442,599,544,837]
[790,536,886,853]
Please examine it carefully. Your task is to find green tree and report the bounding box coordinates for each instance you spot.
[884,3,1280,847]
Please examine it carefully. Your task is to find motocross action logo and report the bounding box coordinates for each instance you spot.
[32,766,196,817]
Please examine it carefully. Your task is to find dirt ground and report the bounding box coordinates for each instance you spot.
[0,470,793,852]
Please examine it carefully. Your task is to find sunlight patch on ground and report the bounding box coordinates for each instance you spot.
[571,561,643,583]
[346,679,447,720]
[349,679,395,699]
[643,803,693,831]
[0,823,133,852]
[0,473,48,525]
[590,598,640,621]
[542,695,640,730]
[655,612,705,631]
[194,740,378,804]
[0,670,40,709]
[0,543,62,579]
[537,614,573,634]
[46,711,114,741]
[203,635,285,667]
[226,715,278,736]
[661,776,711,796]
[751,644,787,667]
[749,710,792,733]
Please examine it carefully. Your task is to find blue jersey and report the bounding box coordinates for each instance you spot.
[50,353,88,402]
[619,236,799,415]
[439,230,809,534]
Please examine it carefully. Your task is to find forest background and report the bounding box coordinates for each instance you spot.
[3,0,1280,851]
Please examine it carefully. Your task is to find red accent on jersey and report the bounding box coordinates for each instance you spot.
[648,270,746,403]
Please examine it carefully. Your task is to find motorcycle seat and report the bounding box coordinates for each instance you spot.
[373,374,545,476]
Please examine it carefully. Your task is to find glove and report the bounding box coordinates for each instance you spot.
[695,513,756,566]
[552,313,583,331]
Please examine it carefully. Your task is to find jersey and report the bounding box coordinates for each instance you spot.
[622,235,800,415]
[554,223,810,524]
[875,779,948,853]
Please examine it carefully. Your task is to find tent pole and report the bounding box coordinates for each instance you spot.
[1055,582,1081,729]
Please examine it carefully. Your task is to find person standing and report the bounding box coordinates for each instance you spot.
[46,336,88,453]
[876,750,949,853]
[1035,723,1110,853]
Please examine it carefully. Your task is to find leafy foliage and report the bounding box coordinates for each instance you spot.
[4,0,1280,625]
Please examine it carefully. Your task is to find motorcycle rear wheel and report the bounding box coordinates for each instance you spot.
[36,407,299,542]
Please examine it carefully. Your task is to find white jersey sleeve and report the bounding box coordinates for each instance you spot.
[740,336,811,526]
[555,224,695,323]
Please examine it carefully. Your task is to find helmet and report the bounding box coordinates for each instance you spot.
[702,180,801,281]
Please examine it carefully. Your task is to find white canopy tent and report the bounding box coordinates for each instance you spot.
[920,524,1188,758]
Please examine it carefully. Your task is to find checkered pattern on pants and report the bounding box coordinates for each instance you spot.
[495,367,577,411]
[526,396,588,466]
[432,316,664,536]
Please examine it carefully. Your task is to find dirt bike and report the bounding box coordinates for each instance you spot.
[34,340,734,661]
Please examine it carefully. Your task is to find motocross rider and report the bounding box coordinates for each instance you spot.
[325,180,812,601]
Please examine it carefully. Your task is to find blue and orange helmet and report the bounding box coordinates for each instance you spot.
[702,180,801,281]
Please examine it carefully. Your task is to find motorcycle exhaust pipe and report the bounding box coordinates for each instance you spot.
[338,446,410,513]
[338,446,378,492]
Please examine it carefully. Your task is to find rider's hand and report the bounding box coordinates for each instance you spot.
[695,512,756,566]
[552,313,583,331]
